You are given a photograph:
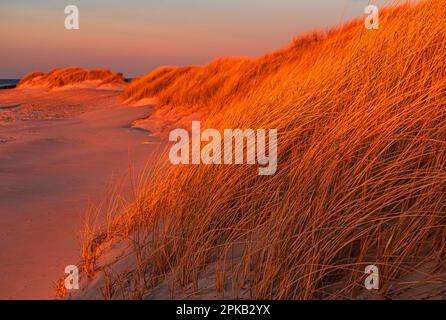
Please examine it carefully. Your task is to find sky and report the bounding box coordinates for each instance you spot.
[0,0,390,78]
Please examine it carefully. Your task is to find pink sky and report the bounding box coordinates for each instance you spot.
[0,0,389,78]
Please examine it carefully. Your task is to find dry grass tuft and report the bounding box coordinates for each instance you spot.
[81,0,446,299]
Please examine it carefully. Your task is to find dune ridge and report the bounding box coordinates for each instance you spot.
[18,67,126,89]
[74,0,446,300]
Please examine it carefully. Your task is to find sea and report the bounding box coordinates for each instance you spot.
[0,79,19,89]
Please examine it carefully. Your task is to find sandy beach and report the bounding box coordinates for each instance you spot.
[0,86,156,299]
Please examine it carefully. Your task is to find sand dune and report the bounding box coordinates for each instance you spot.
[18,67,126,90]
[73,0,446,300]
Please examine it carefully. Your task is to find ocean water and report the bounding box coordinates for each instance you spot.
[0,79,19,89]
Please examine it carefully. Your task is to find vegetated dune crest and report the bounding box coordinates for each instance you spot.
[69,0,446,300]
[18,67,127,90]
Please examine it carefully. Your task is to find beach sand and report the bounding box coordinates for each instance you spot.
[0,86,157,299]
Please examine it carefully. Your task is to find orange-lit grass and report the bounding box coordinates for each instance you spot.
[83,0,446,299]
[18,67,126,88]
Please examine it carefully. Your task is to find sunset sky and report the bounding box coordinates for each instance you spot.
[0,0,388,78]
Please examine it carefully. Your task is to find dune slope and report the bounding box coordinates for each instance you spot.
[76,0,446,300]
[18,67,126,89]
